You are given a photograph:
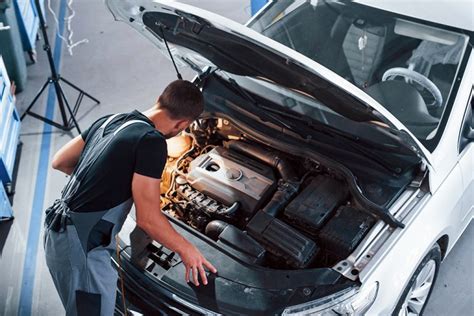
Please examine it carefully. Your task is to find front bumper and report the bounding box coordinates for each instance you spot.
[113,245,356,315]
[113,215,355,315]
[113,252,218,315]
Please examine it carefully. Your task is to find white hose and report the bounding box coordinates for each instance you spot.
[47,0,89,55]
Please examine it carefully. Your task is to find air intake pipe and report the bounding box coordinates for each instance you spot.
[223,142,317,268]
[261,181,298,217]
[205,220,229,240]
[225,140,298,182]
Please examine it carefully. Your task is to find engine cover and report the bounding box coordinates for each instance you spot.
[186,147,276,217]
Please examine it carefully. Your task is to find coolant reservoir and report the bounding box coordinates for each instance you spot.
[166,134,192,158]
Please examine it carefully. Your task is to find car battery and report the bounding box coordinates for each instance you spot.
[284,176,348,234]
[318,206,375,260]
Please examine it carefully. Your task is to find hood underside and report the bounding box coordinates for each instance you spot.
[106,0,431,164]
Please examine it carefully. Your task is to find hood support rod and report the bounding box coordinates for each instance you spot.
[158,24,183,80]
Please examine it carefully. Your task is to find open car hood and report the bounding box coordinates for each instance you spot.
[106,0,432,166]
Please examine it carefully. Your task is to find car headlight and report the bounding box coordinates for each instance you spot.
[282,282,379,315]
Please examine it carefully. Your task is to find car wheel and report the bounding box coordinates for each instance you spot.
[394,244,442,316]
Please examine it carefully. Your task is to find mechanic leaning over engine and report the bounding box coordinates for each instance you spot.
[43,80,217,315]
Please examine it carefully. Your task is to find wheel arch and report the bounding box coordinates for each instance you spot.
[436,234,449,261]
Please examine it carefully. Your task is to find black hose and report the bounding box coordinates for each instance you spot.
[205,220,229,240]
[225,140,298,181]
[262,181,298,217]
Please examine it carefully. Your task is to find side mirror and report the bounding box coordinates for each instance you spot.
[459,105,473,152]
[464,126,474,141]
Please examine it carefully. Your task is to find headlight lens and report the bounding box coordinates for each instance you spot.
[282,282,378,315]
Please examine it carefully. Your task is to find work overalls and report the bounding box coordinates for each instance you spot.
[44,114,150,315]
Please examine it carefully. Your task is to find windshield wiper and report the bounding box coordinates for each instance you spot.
[221,74,398,174]
[223,75,308,139]
[257,104,401,174]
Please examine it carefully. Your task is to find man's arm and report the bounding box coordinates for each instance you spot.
[52,135,85,175]
[132,172,217,286]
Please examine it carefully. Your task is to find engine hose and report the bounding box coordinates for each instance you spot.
[262,181,299,217]
[225,140,298,181]
[205,220,229,240]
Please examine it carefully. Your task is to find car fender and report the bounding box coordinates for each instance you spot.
[429,50,474,193]
[360,164,464,315]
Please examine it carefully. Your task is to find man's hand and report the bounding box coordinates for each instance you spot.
[177,241,217,286]
[132,173,217,286]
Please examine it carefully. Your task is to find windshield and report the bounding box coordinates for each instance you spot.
[248,0,469,150]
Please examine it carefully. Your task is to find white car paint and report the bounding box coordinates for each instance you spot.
[108,0,474,314]
[348,53,473,314]
[248,3,474,313]
[106,0,434,166]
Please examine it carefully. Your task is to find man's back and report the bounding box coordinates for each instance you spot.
[44,80,215,316]
[68,110,168,212]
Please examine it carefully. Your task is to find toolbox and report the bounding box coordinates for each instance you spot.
[0,56,21,201]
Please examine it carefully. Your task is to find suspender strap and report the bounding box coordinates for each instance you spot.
[100,113,122,129]
[99,114,150,135]
[114,120,150,135]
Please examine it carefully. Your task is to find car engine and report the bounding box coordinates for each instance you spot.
[160,120,376,270]
[186,147,276,218]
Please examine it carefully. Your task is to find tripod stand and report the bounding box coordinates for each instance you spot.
[20,0,99,134]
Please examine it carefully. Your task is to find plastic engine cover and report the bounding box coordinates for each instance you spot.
[319,206,375,260]
[186,147,276,216]
[285,176,348,234]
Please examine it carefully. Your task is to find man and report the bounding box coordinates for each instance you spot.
[44,80,216,315]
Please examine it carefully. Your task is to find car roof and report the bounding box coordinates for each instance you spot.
[354,0,474,32]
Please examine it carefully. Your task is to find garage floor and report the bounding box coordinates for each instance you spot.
[0,0,472,315]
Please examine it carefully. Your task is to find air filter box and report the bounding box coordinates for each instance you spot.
[217,224,266,265]
[247,211,318,269]
[284,176,348,234]
[318,206,375,260]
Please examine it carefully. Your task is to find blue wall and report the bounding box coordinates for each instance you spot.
[251,0,268,15]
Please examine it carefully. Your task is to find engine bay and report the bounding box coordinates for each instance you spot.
[160,118,377,270]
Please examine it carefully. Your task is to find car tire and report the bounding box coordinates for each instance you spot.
[393,244,442,316]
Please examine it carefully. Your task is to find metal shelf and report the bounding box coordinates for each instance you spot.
[13,0,44,62]
[0,56,20,220]
[0,176,13,220]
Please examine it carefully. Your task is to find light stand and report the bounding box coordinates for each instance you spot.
[20,0,100,134]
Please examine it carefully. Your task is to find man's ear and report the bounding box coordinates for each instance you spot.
[175,119,191,131]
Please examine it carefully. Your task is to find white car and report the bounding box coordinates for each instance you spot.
[107,0,473,315]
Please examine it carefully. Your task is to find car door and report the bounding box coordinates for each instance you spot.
[458,89,474,225]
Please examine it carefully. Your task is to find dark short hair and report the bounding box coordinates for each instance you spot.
[157,80,204,121]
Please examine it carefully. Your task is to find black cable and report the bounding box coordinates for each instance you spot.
[159,25,183,80]
[116,241,129,315]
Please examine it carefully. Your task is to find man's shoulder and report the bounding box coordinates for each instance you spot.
[140,129,167,145]
[135,130,168,159]
[124,124,164,140]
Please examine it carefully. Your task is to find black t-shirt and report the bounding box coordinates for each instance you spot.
[68,110,168,212]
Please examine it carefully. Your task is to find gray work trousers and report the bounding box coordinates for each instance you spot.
[44,199,132,316]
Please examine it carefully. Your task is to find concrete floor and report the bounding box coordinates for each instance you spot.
[0,0,472,315]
